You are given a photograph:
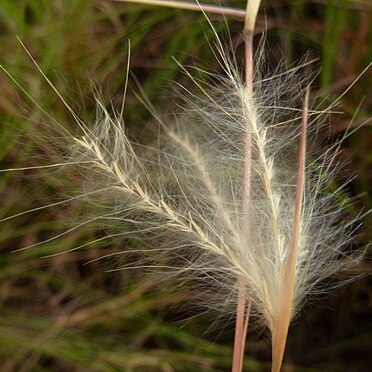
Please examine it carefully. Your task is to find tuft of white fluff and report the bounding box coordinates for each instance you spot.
[61,37,360,332]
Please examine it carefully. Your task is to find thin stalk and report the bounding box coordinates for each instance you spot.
[232,278,248,372]
[271,89,309,372]
[112,0,246,19]
[241,300,251,364]
[232,2,261,372]
[244,0,261,88]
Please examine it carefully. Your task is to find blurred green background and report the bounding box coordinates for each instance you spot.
[0,1,371,371]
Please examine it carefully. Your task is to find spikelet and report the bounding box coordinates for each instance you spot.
[2,4,364,372]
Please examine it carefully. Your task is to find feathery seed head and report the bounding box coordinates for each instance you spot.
[2,14,363,372]
[62,39,360,337]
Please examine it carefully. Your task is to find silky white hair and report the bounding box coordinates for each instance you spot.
[1,26,363,371]
[55,33,361,333]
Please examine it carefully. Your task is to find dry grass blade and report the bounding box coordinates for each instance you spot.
[113,0,245,18]
[271,89,309,372]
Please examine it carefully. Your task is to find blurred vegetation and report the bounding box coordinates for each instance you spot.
[0,0,371,371]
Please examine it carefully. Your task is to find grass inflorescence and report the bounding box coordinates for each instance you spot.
[0,1,371,371]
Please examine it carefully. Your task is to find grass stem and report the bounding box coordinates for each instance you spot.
[112,0,245,19]
[231,2,261,371]
[271,89,309,372]
[232,279,248,372]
